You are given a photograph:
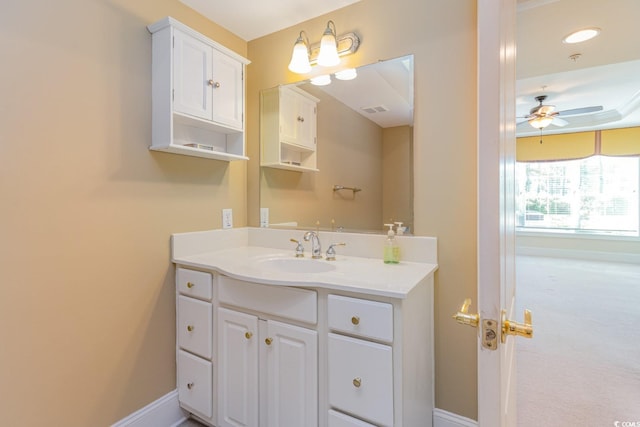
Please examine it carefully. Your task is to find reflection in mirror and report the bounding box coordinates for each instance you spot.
[260,55,414,234]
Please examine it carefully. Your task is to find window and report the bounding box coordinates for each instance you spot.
[516,156,640,235]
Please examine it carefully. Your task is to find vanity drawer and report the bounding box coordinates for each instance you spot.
[218,276,317,324]
[177,268,213,301]
[328,333,393,427]
[177,295,212,359]
[177,349,212,418]
[328,295,393,343]
[328,409,377,427]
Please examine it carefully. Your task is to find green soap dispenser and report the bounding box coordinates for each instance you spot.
[383,224,400,264]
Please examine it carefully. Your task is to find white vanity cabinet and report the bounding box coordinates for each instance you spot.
[217,276,318,427]
[176,268,215,421]
[260,85,319,172]
[148,17,250,161]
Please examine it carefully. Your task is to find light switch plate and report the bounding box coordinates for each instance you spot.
[222,208,233,229]
[260,208,269,228]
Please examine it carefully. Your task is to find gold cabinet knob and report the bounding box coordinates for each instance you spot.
[187,382,194,390]
[245,331,253,340]
[351,316,360,325]
[352,377,362,388]
[208,79,221,88]
[265,337,273,346]
[187,325,194,332]
[186,282,194,288]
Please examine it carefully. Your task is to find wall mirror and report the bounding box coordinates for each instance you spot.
[259,54,414,234]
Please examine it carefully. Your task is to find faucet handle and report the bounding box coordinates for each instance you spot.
[290,238,304,257]
[325,243,346,261]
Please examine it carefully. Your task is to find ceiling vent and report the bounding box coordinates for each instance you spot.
[361,105,389,114]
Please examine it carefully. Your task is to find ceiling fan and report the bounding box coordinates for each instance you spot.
[518,95,603,129]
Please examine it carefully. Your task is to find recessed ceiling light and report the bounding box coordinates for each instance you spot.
[562,27,601,44]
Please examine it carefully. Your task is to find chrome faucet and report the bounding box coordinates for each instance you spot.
[303,231,322,259]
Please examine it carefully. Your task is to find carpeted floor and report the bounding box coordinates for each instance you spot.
[516,255,640,427]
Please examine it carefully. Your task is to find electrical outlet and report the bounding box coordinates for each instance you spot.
[260,208,269,228]
[222,208,233,229]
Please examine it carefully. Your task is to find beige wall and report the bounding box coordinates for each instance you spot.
[247,0,479,419]
[0,1,247,425]
[260,84,384,231]
[382,126,413,231]
[1,0,479,425]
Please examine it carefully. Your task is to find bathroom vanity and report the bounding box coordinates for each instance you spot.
[171,228,437,427]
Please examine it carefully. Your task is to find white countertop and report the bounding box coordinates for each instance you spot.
[171,228,438,299]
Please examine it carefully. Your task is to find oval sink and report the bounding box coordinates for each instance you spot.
[258,258,337,274]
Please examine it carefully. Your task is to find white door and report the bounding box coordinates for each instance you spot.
[477,0,519,426]
[173,29,212,120]
[262,319,318,427]
[218,308,259,427]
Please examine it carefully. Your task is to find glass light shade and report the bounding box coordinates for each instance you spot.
[310,75,332,86]
[317,26,340,67]
[288,40,312,74]
[335,68,357,80]
[529,116,553,129]
[563,28,600,44]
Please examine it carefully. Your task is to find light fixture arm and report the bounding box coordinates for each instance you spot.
[324,20,337,46]
[296,30,310,53]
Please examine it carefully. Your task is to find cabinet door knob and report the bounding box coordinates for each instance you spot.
[351,316,360,325]
[187,382,194,390]
[187,325,194,332]
[245,331,253,340]
[208,79,221,88]
[265,337,273,345]
[297,115,304,122]
[353,377,362,388]
[186,282,194,288]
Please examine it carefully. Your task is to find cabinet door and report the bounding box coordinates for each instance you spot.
[173,29,212,120]
[279,87,300,145]
[264,320,318,427]
[295,95,317,150]
[210,48,243,130]
[218,308,259,427]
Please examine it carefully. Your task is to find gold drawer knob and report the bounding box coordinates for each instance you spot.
[187,325,194,332]
[186,282,195,288]
[187,382,194,390]
[351,316,360,325]
[353,377,362,388]
[245,331,253,340]
[265,337,273,345]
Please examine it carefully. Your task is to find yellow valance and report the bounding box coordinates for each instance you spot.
[517,126,640,162]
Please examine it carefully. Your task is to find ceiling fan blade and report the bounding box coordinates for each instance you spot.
[556,106,603,116]
[551,117,568,127]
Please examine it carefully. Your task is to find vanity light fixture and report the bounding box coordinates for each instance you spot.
[335,68,357,81]
[562,27,601,44]
[310,74,332,86]
[288,20,360,74]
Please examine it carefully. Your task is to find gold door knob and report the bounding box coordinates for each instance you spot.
[352,377,362,388]
[187,325,194,332]
[187,382,194,390]
[186,282,194,288]
[265,337,273,345]
[453,298,479,328]
[501,309,533,343]
[351,316,360,325]
[245,331,253,339]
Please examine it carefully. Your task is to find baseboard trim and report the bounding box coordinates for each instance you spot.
[517,245,640,264]
[433,408,478,427]
[111,389,187,427]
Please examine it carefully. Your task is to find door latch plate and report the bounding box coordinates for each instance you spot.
[482,319,498,350]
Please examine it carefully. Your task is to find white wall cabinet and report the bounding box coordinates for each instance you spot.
[175,268,433,427]
[148,17,249,161]
[260,85,319,172]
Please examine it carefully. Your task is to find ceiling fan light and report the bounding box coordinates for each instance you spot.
[288,32,311,74]
[529,116,553,129]
[317,21,340,67]
[562,27,600,44]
